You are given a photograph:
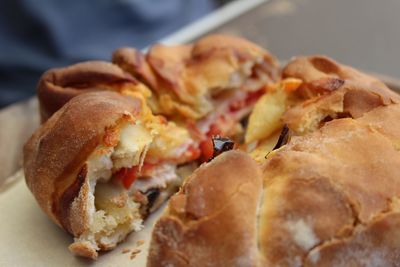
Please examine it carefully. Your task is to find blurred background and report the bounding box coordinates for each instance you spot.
[0,0,232,108]
[1,0,400,108]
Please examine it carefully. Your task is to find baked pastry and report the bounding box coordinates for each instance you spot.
[245,56,400,161]
[24,91,196,259]
[113,34,280,140]
[37,61,151,122]
[147,58,400,266]
[281,55,400,134]
[259,103,400,266]
[148,106,400,267]
[147,150,263,267]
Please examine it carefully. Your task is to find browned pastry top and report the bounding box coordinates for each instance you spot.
[24,91,142,231]
[260,103,400,266]
[37,61,141,122]
[281,56,400,134]
[147,150,263,267]
[113,34,280,119]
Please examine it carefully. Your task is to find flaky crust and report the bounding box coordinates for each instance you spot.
[147,150,263,267]
[24,91,142,235]
[281,56,400,134]
[148,56,400,266]
[37,61,142,122]
[260,104,400,266]
[148,104,400,267]
[113,34,279,119]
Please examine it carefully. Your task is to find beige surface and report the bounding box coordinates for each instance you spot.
[0,98,39,190]
[0,171,163,267]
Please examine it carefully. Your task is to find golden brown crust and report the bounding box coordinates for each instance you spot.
[147,150,263,267]
[112,47,159,90]
[68,241,98,260]
[304,212,400,266]
[37,61,141,122]
[282,55,400,102]
[113,34,280,119]
[283,55,386,88]
[259,104,400,266]
[23,91,141,233]
[147,55,400,266]
[281,56,400,134]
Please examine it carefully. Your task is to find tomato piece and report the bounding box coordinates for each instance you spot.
[122,167,138,189]
[199,138,214,162]
[114,168,128,181]
[208,124,221,137]
[114,167,138,189]
[187,146,201,161]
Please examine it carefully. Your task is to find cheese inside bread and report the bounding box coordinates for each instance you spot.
[24,91,196,259]
[113,34,280,140]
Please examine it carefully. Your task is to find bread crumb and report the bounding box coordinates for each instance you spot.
[131,248,141,254]
[122,248,130,254]
[136,240,145,246]
[130,249,141,260]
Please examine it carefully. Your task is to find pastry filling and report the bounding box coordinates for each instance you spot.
[72,121,194,251]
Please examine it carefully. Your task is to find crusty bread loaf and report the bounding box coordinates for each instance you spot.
[38,35,279,124]
[260,104,400,266]
[147,150,263,267]
[25,91,146,258]
[148,104,400,267]
[24,91,195,259]
[25,91,142,230]
[113,34,279,120]
[147,57,400,266]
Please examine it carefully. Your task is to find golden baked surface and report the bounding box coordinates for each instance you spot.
[24,34,400,264]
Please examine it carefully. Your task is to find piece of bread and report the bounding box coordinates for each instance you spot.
[260,104,400,266]
[147,57,400,266]
[282,56,400,134]
[113,34,279,122]
[37,61,151,122]
[148,103,400,267]
[244,55,400,154]
[24,91,195,259]
[147,150,263,267]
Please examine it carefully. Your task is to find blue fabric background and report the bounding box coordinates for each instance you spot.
[0,0,215,107]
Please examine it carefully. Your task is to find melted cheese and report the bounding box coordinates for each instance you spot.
[112,123,153,170]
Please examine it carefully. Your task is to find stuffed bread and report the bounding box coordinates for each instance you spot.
[113,34,279,141]
[147,57,400,267]
[24,91,196,259]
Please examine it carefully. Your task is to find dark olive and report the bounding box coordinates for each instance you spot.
[272,124,290,151]
[211,136,235,161]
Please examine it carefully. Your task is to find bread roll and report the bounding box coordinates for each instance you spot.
[147,150,263,267]
[24,91,195,259]
[148,58,400,266]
